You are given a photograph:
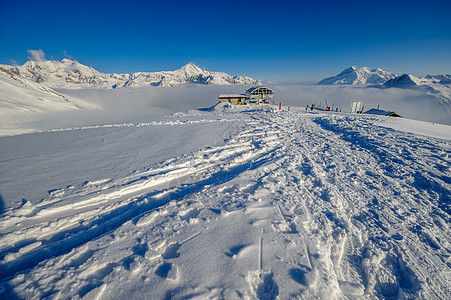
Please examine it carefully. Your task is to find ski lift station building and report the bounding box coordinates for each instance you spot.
[218,86,275,105]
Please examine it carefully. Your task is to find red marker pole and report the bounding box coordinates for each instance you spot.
[279,102,282,110]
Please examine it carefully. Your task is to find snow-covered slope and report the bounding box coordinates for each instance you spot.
[0,107,449,299]
[384,74,451,100]
[1,60,260,89]
[0,67,88,114]
[0,67,98,136]
[318,66,397,85]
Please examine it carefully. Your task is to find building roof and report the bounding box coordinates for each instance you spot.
[245,86,274,95]
[364,108,402,118]
[218,94,246,98]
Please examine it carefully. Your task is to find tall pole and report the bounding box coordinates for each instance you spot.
[323,88,328,108]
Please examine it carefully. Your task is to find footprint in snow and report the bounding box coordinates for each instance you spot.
[132,243,147,257]
[162,243,180,259]
[179,209,200,221]
[338,280,365,296]
[155,262,179,281]
[247,270,279,300]
[224,244,250,258]
[289,266,318,288]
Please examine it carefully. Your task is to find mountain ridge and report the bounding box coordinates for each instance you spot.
[384,73,451,100]
[0,59,261,89]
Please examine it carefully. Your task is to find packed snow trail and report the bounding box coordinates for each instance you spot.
[0,107,450,299]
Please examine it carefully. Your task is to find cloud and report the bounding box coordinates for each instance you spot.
[59,84,451,125]
[27,49,46,62]
[63,50,73,60]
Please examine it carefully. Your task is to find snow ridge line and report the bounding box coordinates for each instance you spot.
[8,118,249,137]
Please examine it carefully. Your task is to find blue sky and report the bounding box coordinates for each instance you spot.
[1,0,450,82]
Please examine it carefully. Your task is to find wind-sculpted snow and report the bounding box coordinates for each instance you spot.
[0,108,450,299]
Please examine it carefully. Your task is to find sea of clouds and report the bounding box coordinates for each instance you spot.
[59,84,451,126]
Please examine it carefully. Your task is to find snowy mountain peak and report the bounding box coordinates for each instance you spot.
[384,74,420,87]
[346,66,358,71]
[180,62,203,73]
[318,66,397,85]
[174,62,209,78]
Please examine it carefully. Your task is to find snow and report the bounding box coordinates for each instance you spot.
[218,94,246,98]
[364,108,394,116]
[375,117,451,140]
[0,99,450,299]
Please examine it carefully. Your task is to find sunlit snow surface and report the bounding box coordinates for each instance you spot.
[0,103,450,299]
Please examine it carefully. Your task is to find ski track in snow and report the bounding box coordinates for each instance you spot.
[0,108,450,299]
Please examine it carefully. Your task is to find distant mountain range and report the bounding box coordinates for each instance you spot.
[318,66,451,100]
[0,59,260,89]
